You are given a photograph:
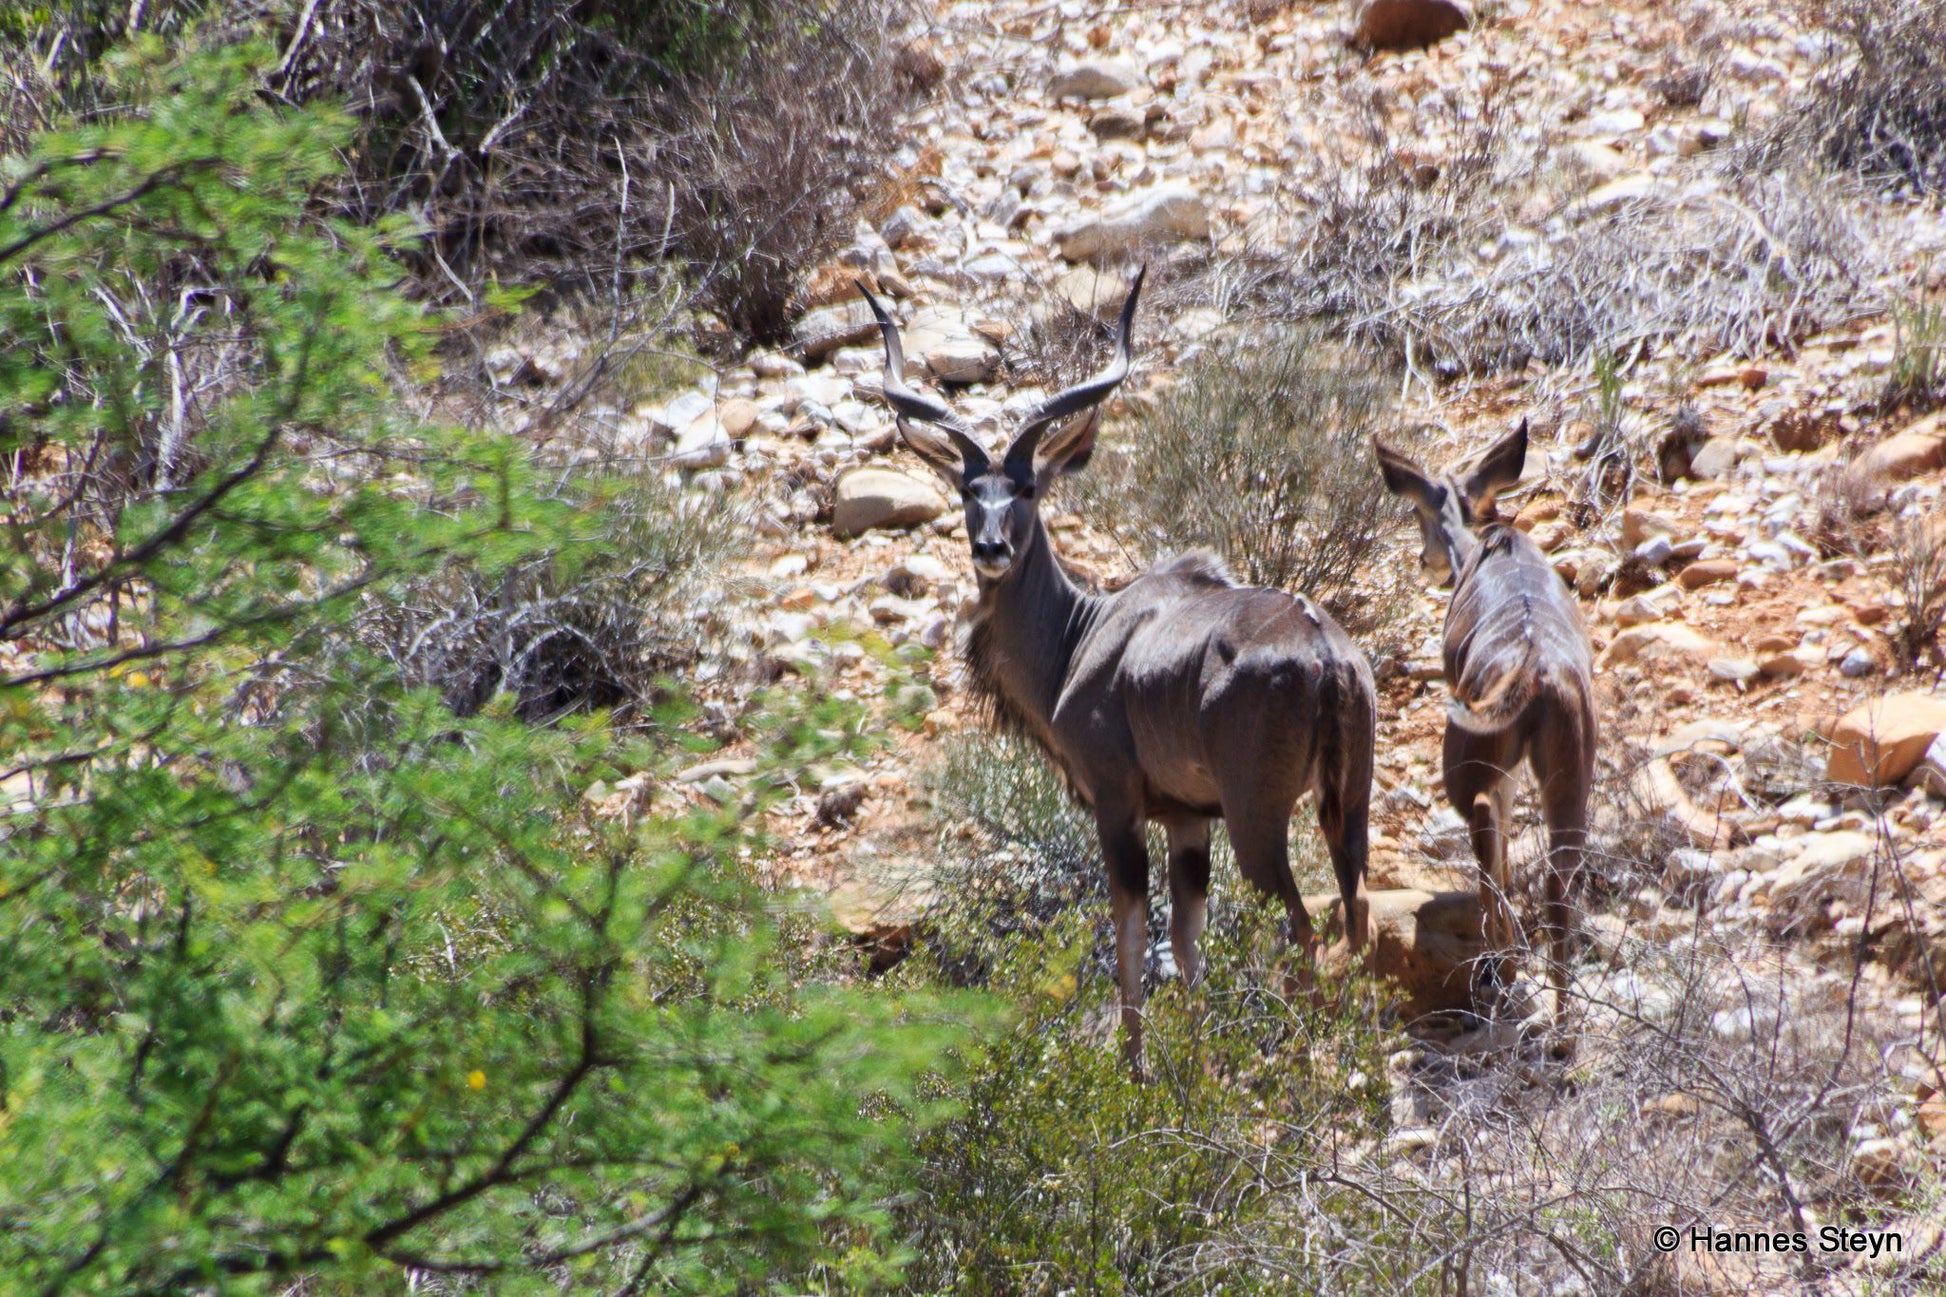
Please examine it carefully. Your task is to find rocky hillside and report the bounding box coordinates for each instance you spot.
[497,0,1946,1282]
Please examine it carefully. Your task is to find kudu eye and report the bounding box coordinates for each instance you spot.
[1016,483,1036,501]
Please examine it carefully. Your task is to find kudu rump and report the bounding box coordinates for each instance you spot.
[1374,422,1597,1036]
[862,270,1376,1073]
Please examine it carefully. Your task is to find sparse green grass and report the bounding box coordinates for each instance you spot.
[1888,290,1946,410]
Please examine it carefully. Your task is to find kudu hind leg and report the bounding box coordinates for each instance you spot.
[1317,781,1372,956]
[1535,741,1594,1033]
[1445,728,1520,1007]
[1164,820,1213,986]
[1227,812,1319,1003]
[1097,812,1153,1078]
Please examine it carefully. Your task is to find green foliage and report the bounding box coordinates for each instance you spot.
[1888,288,1945,411]
[0,48,972,1292]
[898,902,1401,1293]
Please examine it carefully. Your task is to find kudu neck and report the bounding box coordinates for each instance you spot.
[973,512,1096,723]
[1434,504,1483,584]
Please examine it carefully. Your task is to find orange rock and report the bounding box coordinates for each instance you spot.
[1850,430,1946,485]
[1676,559,1739,590]
[716,397,761,440]
[1313,888,1486,1015]
[1621,507,1678,547]
[1514,497,1561,532]
[1826,693,1946,787]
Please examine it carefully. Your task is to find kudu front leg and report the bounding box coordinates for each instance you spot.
[1098,814,1152,1080]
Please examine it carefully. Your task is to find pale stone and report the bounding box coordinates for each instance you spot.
[1767,831,1877,931]
[1601,622,1716,667]
[1579,173,1672,215]
[1052,186,1210,261]
[1564,141,1632,180]
[832,468,949,539]
[1621,507,1679,547]
[796,300,879,363]
[1050,59,1143,101]
[1688,437,1748,479]
[672,416,731,469]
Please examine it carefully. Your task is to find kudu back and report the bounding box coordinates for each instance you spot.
[1374,422,1597,1035]
[861,270,1376,1074]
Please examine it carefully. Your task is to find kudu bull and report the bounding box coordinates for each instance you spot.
[862,269,1376,1074]
[1374,422,1597,1037]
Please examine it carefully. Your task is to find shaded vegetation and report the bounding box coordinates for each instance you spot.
[0,48,973,1291]
[3,0,924,341]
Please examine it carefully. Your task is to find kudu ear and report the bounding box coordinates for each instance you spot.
[898,418,975,484]
[1459,419,1529,515]
[1373,437,1443,514]
[1033,406,1102,482]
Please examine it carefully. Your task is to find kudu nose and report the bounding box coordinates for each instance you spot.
[971,539,1008,564]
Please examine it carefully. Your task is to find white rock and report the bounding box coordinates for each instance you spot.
[902,305,999,384]
[1708,657,1760,683]
[1576,108,1646,138]
[881,205,932,249]
[1052,186,1209,261]
[653,390,714,436]
[1579,173,1672,215]
[673,417,731,468]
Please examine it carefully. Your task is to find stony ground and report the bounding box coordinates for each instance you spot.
[496,0,1946,1274]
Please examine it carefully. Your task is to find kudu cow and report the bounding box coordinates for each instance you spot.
[861,270,1376,1074]
[1373,422,1597,1036]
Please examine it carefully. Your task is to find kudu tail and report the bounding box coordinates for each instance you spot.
[1445,663,1540,735]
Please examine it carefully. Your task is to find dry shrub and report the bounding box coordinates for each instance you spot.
[7,1,923,340]
[1279,82,1883,376]
[1887,290,1946,411]
[359,462,732,724]
[895,795,1934,1293]
[638,7,921,344]
[1887,512,1946,674]
[1774,0,1946,195]
[1077,328,1402,629]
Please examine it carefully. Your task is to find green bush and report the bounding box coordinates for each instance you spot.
[0,48,971,1292]
[897,901,1405,1293]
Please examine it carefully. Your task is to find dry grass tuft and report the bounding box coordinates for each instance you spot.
[1276,83,1884,377]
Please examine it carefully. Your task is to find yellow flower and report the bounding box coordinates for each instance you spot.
[467,1070,486,1091]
